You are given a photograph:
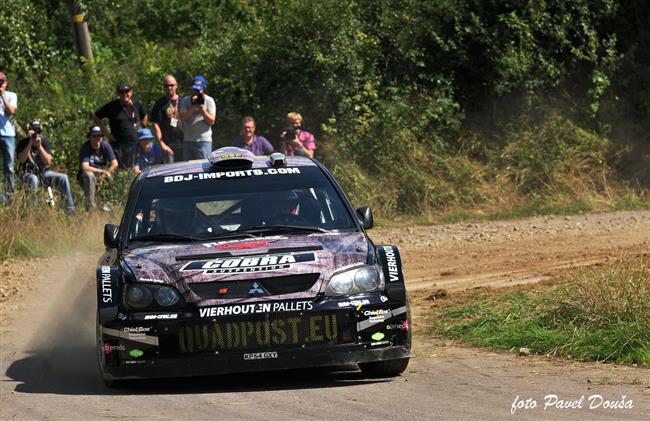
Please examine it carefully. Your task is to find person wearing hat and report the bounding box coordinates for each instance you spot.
[0,71,18,202]
[133,128,164,174]
[179,75,216,159]
[16,120,75,212]
[78,125,118,210]
[91,82,148,168]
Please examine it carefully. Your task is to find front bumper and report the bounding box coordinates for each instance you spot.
[98,293,411,380]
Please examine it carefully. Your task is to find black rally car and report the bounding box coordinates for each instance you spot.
[97,147,410,386]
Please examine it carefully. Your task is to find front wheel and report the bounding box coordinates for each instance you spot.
[359,357,410,378]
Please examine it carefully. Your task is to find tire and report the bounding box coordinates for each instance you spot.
[359,357,410,378]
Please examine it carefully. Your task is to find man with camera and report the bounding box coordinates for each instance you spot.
[179,75,216,159]
[78,125,118,211]
[232,116,274,155]
[151,74,183,163]
[92,83,148,168]
[17,120,75,212]
[0,71,18,203]
[280,112,317,158]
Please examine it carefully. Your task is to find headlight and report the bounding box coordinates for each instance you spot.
[325,265,383,296]
[156,286,180,306]
[125,285,153,309]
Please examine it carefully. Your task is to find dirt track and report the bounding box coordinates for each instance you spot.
[1,210,649,420]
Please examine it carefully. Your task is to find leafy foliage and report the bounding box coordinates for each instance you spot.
[0,0,648,216]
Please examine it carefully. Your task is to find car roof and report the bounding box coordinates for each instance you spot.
[145,154,317,178]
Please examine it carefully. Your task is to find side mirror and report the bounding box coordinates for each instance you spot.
[356,206,374,230]
[104,224,120,249]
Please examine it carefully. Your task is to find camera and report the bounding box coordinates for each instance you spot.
[191,92,204,106]
[284,128,296,142]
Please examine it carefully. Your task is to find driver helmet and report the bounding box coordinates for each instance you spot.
[260,190,300,222]
[155,198,197,234]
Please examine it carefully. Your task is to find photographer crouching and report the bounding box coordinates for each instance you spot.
[17,120,75,212]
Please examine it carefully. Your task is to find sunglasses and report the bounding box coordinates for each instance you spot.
[118,89,131,94]
[0,79,5,83]
[163,84,176,87]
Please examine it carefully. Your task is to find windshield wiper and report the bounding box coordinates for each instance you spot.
[241,225,329,234]
[197,231,257,240]
[131,233,203,243]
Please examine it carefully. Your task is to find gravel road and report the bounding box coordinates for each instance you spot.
[1,210,648,420]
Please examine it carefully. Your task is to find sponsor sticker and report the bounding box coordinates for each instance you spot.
[386,320,409,331]
[124,326,152,340]
[103,344,125,354]
[100,266,112,303]
[181,252,317,275]
[129,349,144,358]
[370,340,391,347]
[243,352,278,360]
[199,300,313,318]
[337,299,370,308]
[371,332,385,341]
[179,314,337,353]
[382,246,400,282]
[202,236,286,249]
[163,167,301,183]
[143,313,179,320]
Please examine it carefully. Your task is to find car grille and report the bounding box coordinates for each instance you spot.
[187,273,321,299]
[160,311,356,355]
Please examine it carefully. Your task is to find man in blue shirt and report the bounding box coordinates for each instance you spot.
[133,128,164,174]
[232,116,274,156]
[0,71,18,202]
[79,125,118,210]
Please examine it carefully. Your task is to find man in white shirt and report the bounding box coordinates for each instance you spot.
[0,71,18,202]
[179,75,216,159]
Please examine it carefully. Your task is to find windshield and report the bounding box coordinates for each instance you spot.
[127,166,356,244]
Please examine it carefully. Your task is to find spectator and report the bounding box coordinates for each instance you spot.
[150,74,183,163]
[0,71,18,202]
[133,128,164,174]
[179,75,216,159]
[92,83,148,168]
[78,125,118,211]
[232,116,274,155]
[17,120,75,212]
[280,112,317,158]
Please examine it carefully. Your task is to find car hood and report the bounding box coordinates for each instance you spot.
[123,231,369,306]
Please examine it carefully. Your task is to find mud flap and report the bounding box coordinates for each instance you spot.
[97,266,120,323]
[376,245,407,302]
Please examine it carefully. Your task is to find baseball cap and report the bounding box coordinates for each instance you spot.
[116,82,132,93]
[88,125,102,136]
[30,120,42,131]
[191,75,207,91]
[137,128,155,141]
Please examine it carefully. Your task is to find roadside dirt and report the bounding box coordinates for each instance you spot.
[1,210,648,420]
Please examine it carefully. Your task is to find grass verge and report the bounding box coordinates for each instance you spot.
[427,257,650,365]
[0,194,120,261]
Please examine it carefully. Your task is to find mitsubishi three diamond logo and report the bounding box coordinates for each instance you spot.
[248,282,266,295]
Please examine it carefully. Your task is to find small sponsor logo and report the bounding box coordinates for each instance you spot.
[123,326,152,334]
[386,320,409,331]
[371,332,385,341]
[363,309,390,317]
[369,315,386,323]
[380,295,389,303]
[163,168,301,183]
[248,282,265,296]
[129,349,144,358]
[338,299,370,308]
[370,340,391,347]
[117,313,127,321]
[103,344,125,354]
[144,313,178,320]
[243,352,278,360]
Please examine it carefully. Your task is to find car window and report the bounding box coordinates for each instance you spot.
[128,166,356,242]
